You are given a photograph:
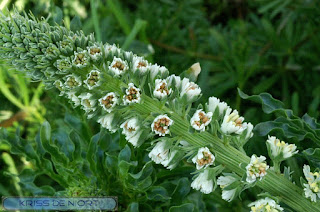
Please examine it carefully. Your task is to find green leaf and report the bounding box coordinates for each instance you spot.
[126,202,139,212]
[40,122,69,166]
[303,148,320,168]
[169,203,195,212]
[119,145,131,162]
[70,16,82,32]
[171,178,191,203]
[238,89,285,115]
[147,186,170,201]
[52,6,63,25]
[69,130,82,162]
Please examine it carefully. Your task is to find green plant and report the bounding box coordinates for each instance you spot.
[1,9,320,211]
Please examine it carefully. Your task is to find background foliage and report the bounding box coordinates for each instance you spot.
[0,0,319,211]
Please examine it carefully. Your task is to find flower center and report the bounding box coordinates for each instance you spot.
[195,112,210,126]
[101,95,114,108]
[126,88,139,101]
[74,53,86,65]
[154,118,170,134]
[66,77,79,87]
[87,71,99,86]
[157,82,170,94]
[137,61,147,68]
[112,61,125,71]
[249,160,267,176]
[89,47,101,55]
[197,152,213,166]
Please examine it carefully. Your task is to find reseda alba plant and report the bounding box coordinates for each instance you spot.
[1,10,320,211]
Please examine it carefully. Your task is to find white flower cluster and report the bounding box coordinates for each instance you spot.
[303,165,320,202]
[191,170,213,194]
[248,197,283,212]
[266,135,298,161]
[246,155,269,183]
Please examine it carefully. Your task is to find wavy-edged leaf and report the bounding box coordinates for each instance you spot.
[303,148,320,168]
[169,203,195,212]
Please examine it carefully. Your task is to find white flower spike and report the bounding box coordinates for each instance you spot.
[151,114,174,136]
[192,147,215,170]
[190,109,213,132]
[246,155,269,183]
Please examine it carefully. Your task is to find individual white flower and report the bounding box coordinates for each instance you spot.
[79,93,96,113]
[192,147,215,170]
[56,58,72,73]
[221,108,250,135]
[109,57,129,76]
[303,165,320,202]
[153,79,172,99]
[132,56,150,73]
[246,155,269,183]
[104,44,121,55]
[99,92,118,112]
[148,140,169,164]
[123,83,141,105]
[190,109,213,131]
[206,96,229,117]
[244,123,254,140]
[190,62,201,78]
[84,70,100,90]
[217,175,238,202]
[166,74,181,88]
[161,150,178,170]
[150,64,168,80]
[266,135,298,160]
[64,74,82,89]
[66,91,80,107]
[121,118,140,135]
[248,197,283,212]
[87,45,102,60]
[191,170,213,194]
[72,50,89,67]
[97,113,117,133]
[151,114,174,136]
[180,78,201,101]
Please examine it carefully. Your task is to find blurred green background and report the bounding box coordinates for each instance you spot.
[0,0,320,210]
